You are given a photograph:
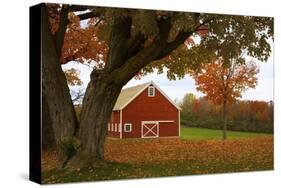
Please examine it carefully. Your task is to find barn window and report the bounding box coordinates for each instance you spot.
[148,86,155,97]
[124,123,132,132]
[115,123,118,132]
[111,123,114,132]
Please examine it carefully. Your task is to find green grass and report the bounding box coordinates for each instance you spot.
[42,127,273,184]
[180,127,272,140]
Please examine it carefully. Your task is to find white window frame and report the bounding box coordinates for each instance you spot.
[111,123,114,132]
[124,123,132,132]
[148,86,155,97]
[115,123,118,132]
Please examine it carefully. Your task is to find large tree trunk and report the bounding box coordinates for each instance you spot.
[41,4,78,164]
[222,99,227,140]
[67,17,131,167]
[69,75,123,167]
[42,95,56,150]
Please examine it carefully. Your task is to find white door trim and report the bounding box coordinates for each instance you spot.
[141,121,159,138]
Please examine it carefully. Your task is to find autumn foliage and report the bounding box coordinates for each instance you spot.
[46,4,108,72]
[42,137,273,183]
[180,97,274,133]
[189,60,259,105]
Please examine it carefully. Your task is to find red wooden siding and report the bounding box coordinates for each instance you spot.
[121,86,179,138]
[107,111,120,138]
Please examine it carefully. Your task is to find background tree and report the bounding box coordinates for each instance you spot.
[41,3,273,168]
[180,93,196,123]
[180,96,273,133]
[189,60,259,139]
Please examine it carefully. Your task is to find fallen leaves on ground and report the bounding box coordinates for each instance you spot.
[42,137,273,183]
[105,137,273,168]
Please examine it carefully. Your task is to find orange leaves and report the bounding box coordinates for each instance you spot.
[103,137,273,167]
[189,60,259,105]
[64,68,82,86]
[46,4,109,66]
[42,137,273,183]
[61,16,109,65]
[46,4,61,35]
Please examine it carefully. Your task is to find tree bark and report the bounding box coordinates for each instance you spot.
[69,74,122,167]
[222,99,227,140]
[68,17,130,167]
[42,4,78,163]
[42,95,56,150]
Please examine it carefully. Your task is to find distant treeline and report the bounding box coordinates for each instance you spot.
[179,94,274,133]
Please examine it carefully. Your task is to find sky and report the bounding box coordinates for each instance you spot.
[126,55,274,102]
[62,9,274,103]
[62,51,274,103]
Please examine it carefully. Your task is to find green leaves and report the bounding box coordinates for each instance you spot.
[59,137,81,159]
[131,10,159,37]
[58,5,273,81]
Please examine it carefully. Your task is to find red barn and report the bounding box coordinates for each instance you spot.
[107,81,181,139]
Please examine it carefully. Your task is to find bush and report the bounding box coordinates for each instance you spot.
[59,137,81,158]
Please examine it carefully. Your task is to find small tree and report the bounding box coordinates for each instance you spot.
[181,93,196,115]
[189,60,259,139]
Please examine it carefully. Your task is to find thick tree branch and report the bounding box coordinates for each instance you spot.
[69,5,94,12]
[157,31,193,59]
[77,11,100,21]
[109,18,173,84]
[55,5,69,56]
[104,17,132,72]
[126,33,145,59]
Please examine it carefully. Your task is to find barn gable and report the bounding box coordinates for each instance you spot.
[113,81,181,111]
[108,81,181,139]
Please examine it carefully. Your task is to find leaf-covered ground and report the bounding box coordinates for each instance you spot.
[42,136,273,184]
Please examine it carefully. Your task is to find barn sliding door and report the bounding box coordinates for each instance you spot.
[141,121,159,138]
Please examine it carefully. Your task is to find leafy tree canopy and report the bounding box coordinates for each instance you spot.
[189,60,259,105]
[46,4,273,83]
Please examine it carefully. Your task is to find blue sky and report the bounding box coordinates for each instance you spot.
[63,51,274,102]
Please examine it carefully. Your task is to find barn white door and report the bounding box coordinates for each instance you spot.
[141,121,159,138]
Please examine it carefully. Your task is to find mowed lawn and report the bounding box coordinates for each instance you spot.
[42,127,273,184]
[180,127,271,140]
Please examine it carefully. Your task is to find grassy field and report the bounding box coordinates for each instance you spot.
[180,127,271,140]
[42,127,273,184]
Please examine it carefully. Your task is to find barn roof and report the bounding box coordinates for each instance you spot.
[113,81,181,111]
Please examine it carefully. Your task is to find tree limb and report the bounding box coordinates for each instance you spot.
[69,5,94,12]
[77,11,100,21]
[104,17,132,72]
[55,4,69,56]
[126,33,145,59]
[109,18,173,84]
